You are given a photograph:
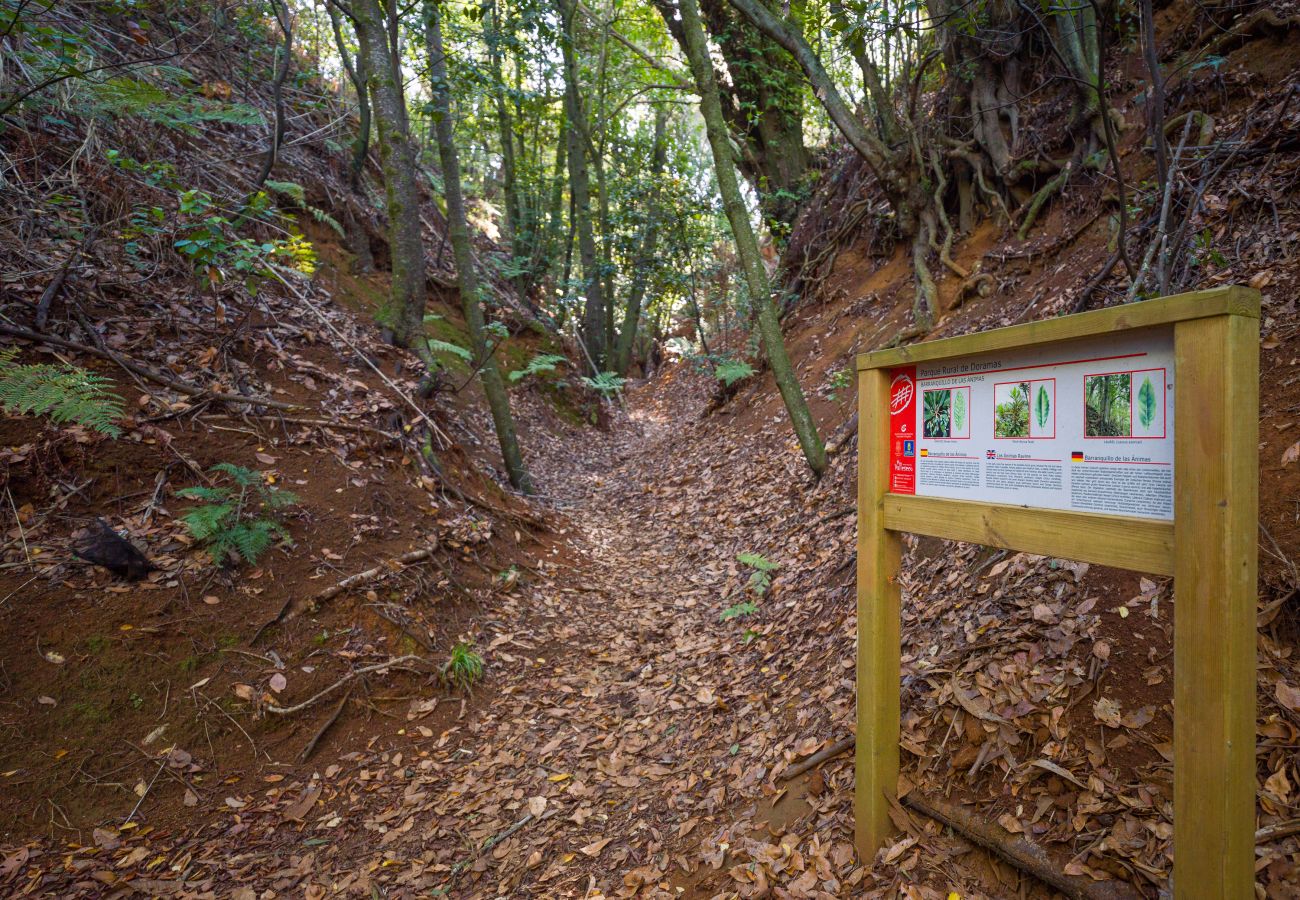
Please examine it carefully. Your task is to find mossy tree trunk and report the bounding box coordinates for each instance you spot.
[351,0,428,353]
[555,0,606,371]
[425,0,533,493]
[669,0,826,475]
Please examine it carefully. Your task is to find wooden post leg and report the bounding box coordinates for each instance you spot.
[1173,314,1258,898]
[855,367,902,862]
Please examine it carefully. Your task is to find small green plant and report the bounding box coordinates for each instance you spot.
[825,368,851,401]
[714,359,755,387]
[720,600,759,622]
[581,371,626,397]
[738,552,778,596]
[176,463,298,566]
[0,348,124,436]
[441,641,484,692]
[509,353,567,383]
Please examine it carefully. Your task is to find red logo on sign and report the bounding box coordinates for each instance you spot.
[889,372,914,415]
[888,367,917,495]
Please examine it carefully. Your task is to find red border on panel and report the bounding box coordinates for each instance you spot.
[1081,367,1167,440]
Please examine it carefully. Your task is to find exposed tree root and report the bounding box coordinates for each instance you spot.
[264,655,425,716]
[1017,162,1072,240]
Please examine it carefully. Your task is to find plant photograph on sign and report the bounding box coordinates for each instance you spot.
[1029,379,1055,438]
[994,382,1031,438]
[1086,373,1133,436]
[923,389,951,438]
[1132,370,1166,438]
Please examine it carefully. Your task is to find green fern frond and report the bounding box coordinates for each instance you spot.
[182,504,234,542]
[508,353,567,383]
[737,552,777,572]
[264,180,306,206]
[427,339,472,362]
[175,486,232,503]
[259,487,299,510]
[714,359,754,387]
[227,521,274,564]
[209,462,262,487]
[0,352,125,436]
[309,206,346,238]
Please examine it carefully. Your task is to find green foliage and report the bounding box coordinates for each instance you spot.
[176,463,298,567]
[581,371,627,397]
[952,389,967,433]
[923,390,950,438]
[1085,374,1131,437]
[738,552,777,596]
[994,384,1030,438]
[1035,384,1051,429]
[714,359,755,387]
[173,190,316,286]
[509,353,567,383]
[825,367,851,401]
[441,641,484,692]
[720,600,759,622]
[0,348,124,436]
[427,338,473,362]
[1137,376,1157,429]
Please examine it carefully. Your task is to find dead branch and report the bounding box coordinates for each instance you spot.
[780,735,855,780]
[903,792,1141,900]
[251,546,439,643]
[265,655,424,716]
[0,323,299,411]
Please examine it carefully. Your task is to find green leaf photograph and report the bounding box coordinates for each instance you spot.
[923,389,952,438]
[994,382,1030,438]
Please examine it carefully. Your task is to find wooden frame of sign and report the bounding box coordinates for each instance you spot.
[854,286,1260,898]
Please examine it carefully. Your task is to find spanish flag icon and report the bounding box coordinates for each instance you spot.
[920,448,929,457]
[1071,451,1084,462]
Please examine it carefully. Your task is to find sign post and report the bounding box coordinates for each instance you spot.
[854,287,1260,898]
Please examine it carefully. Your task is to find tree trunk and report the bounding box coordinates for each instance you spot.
[659,0,811,232]
[611,104,668,374]
[425,0,533,493]
[669,0,826,475]
[353,0,428,351]
[556,0,606,371]
[485,0,525,297]
[326,0,371,191]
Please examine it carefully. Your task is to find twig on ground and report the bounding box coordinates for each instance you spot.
[264,655,424,716]
[780,735,855,780]
[298,686,351,762]
[251,546,438,642]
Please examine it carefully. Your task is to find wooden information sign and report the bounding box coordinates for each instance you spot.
[854,286,1260,897]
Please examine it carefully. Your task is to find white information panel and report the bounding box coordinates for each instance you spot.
[886,328,1175,520]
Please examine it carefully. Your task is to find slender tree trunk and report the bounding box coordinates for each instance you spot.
[533,117,568,291]
[486,0,525,296]
[326,0,371,191]
[248,0,292,198]
[353,0,428,351]
[612,104,667,374]
[425,0,533,493]
[670,0,826,475]
[556,0,606,370]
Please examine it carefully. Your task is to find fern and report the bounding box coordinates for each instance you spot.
[738,552,778,596]
[177,464,296,566]
[720,600,759,622]
[0,348,124,436]
[508,353,567,383]
[714,359,754,387]
[581,371,626,397]
[427,339,472,362]
[264,180,306,205]
[309,206,346,238]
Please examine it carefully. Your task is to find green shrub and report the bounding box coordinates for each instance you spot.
[441,641,484,692]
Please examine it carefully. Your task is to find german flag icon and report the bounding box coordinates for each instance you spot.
[1071,451,1084,462]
